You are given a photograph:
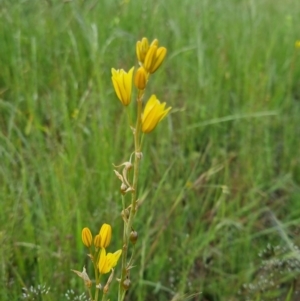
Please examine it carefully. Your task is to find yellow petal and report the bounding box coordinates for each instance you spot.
[124,67,134,104]
[98,248,107,274]
[150,39,159,47]
[111,249,122,268]
[158,104,172,122]
[136,41,142,62]
[143,95,158,117]
[144,45,157,72]
[112,77,122,102]
[98,248,122,274]
[142,106,160,133]
[150,47,167,73]
[99,224,112,248]
[142,95,171,133]
[111,68,119,76]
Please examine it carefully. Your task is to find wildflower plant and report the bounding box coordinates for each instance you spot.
[73,37,171,301]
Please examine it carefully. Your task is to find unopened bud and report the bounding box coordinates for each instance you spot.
[99,223,112,248]
[134,67,147,90]
[130,230,138,244]
[81,227,92,248]
[94,234,102,248]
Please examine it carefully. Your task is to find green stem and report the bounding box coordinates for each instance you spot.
[125,105,133,128]
[101,292,107,301]
[87,288,93,301]
[118,90,143,301]
[94,251,101,301]
[127,243,136,267]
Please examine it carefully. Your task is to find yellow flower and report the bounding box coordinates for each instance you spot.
[295,40,300,49]
[136,38,167,73]
[99,223,112,248]
[141,95,171,133]
[134,67,148,90]
[98,248,122,274]
[81,227,93,248]
[111,67,134,106]
[144,45,167,74]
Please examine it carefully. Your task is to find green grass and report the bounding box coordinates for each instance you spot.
[1,0,300,300]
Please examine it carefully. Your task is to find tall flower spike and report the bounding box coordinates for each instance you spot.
[141,95,171,133]
[111,67,134,106]
[99,223,112,248]
[98,248,122,274]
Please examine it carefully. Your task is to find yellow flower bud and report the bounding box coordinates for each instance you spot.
[94,234,102,248]
[134,67,148,90]
[150,47,167,73]
[143,44,157,72]
[141,95,171,133]
[111,67,134,106]
[98,248,122,274]
[136,37,149,64]
[99,223,112,248]
[81,227,92,248]
[143,44,167,74]
[136,38,166,73]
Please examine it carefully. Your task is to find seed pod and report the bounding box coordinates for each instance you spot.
[122,278,131,290]
[130,230,138,244]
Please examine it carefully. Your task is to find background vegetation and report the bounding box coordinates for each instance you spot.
[1,0,300,300]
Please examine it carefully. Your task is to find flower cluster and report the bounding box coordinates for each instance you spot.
[81,224,121,275]
[111,37,171,133]
[73,223,122,297]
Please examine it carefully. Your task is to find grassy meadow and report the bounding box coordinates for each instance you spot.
[1,0,300,300]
